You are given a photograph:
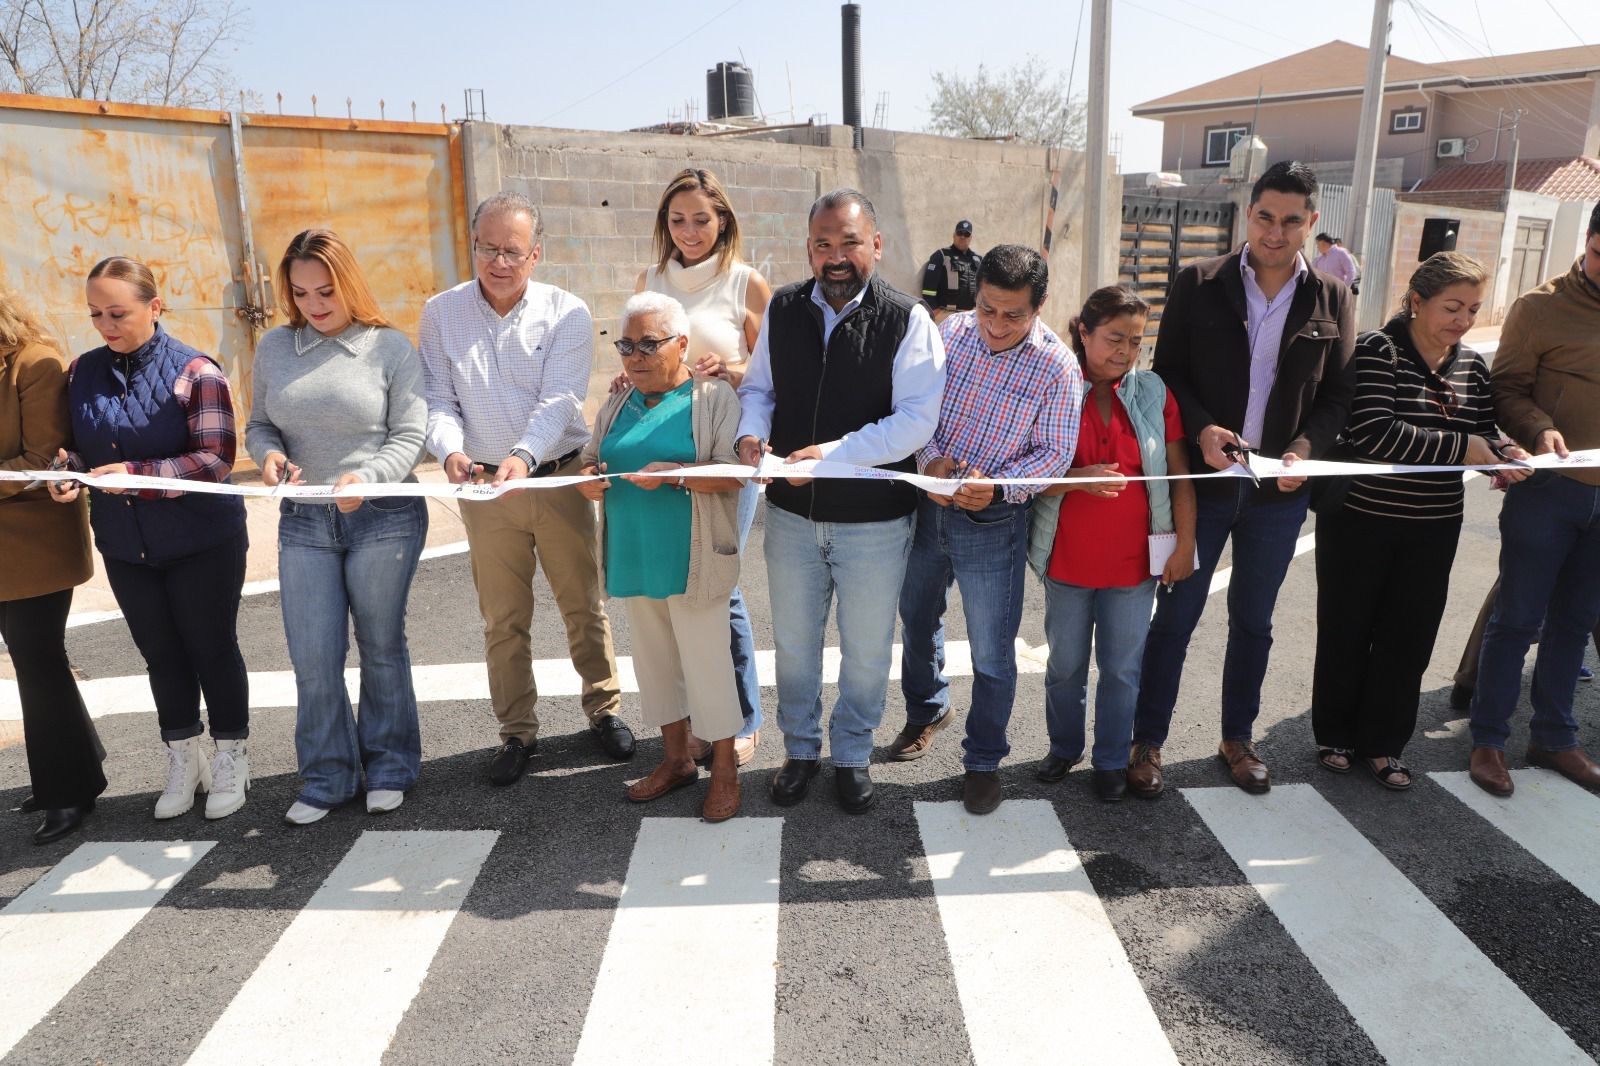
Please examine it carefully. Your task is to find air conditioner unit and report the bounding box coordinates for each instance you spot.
[1437,138,1466,159]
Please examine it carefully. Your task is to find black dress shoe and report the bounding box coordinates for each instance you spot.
[835,766,875,814]
[591,715,637,760]
[962,770,1003,814]
[18,794,40,814]
[1092,769,1128,802]
[1035,753,1082,783]
[769,759,820,806]
[487,737,538,786]
[33,801,93,845]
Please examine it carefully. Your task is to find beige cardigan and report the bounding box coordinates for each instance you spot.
[582,374,744,608]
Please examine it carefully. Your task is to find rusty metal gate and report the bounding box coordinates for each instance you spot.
[1118,195,1235,344]
[0,93,470,422]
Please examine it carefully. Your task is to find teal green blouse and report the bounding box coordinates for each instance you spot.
[599,381,696,598]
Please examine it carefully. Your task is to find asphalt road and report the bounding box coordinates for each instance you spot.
[2,477,1598,1066]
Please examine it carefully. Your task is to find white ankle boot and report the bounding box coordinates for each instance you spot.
[205,739,249,820]
[154,736,211,819]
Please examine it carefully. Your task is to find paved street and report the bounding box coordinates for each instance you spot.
[2,478,1598,1066]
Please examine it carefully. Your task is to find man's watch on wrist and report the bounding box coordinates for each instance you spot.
[509,448,536,472]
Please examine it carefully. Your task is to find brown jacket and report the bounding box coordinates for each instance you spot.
[1492,259,1600,485]
[0,341,92,600]
[1151,248,1357,500]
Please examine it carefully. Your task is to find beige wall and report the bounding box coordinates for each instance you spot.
[1384,203,1504,322]
[1154,78,1598,189]
[463,122,1120,414]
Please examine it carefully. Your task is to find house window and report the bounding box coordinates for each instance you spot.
[1390,108,1426,134]
[1203,124,1249,167]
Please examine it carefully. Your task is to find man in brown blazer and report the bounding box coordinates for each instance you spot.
[1127,161,1357,797]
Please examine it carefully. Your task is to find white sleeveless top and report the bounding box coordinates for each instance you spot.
[644,258,754,367]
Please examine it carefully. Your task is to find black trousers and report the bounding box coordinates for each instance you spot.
[102,530,250,741]
[0,589,107,808]
[1311,507,1460,759]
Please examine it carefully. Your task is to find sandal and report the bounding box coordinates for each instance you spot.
[1366,756,1412,791]
[1317,746,1354,774]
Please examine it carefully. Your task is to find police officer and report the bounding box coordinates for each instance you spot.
[920,220,981,322]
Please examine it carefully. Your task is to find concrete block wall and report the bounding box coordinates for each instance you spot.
[1385,202,1505,322]
[462,121,1120,413]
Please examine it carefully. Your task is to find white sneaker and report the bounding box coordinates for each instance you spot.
[154,736,211,819]
[366,789,404,814]
[284,800,328,826]
[205,740,249,820]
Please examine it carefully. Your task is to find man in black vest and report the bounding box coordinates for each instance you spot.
[736,188,946,813]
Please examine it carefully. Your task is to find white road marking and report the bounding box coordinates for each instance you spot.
[0,640,1043,721]
[186,830,497,1066]
[0,841,215,1058]
[1431,769,1600,906]
[573,818,783,1066]
[1185,784,1589,1066]
[914,800,1178,1066]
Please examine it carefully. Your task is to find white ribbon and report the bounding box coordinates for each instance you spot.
[3,449,1597,500]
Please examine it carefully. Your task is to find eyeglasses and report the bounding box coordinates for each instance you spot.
[1428,377,1460,419]
[474,244,532,266]
[614,335,680,358]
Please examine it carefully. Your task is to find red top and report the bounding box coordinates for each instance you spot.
[1048,387,1182,589]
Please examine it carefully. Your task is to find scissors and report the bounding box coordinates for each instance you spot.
[1220,441,1261,487]
[23,455,70,493]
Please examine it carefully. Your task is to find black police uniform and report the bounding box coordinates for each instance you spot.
[920,244,982,313]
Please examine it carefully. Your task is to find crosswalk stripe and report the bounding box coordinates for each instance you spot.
[1431,769,1600,907]
[0,640,1043,721]
[914,800,1178,1066]
[1185,784,1591,1066]
[0,841,215,1058]
[573,817,783,1066]
[185,830,498,1066]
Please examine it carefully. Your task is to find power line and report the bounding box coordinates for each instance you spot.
[1119,1,1278,59]
[1163,0,1304,50]
[1542,0,1599,51]
[538,0,748,125]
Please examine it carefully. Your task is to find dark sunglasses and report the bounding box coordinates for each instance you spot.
[614,334,680,358]
[1428,376,1460,419]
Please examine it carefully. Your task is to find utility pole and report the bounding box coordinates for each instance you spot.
[1502,109,1523,210]
[1347,0,1394,267]
[1081,0,1111,299]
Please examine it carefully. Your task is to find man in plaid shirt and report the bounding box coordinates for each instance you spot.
[890,244,1083,815]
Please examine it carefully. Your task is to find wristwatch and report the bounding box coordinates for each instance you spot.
[509,447,536,472]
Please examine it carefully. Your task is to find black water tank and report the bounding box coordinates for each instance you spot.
[706,62,755,120]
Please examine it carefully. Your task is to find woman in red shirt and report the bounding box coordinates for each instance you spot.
[1030,286,1197,800]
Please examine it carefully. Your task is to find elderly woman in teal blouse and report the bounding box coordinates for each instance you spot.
[577,291,746,821]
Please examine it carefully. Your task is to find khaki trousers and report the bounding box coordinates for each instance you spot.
[459,456,622,743]
[625,595,742,742]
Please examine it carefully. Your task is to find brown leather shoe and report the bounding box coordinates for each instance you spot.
[1469,746,1514,796]
[1218,740,1271,793]
[733,730,759,767]
[626,763,700,803]
[962,770,1003,815]
[1127,743,1164,798]
[887,712,953,761]
[702,774,741,822]
[1527,744,1600,790]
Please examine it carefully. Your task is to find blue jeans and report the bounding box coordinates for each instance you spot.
[728,480,763,739]
[763,505,914,768]
[1044,577,1158,770]
[1135,481,1308,747]
[1470,474,1600,751]
[898,495,1030,771]
[278,496,428,807]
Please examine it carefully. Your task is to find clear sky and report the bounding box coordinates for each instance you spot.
[225,0,1599,172]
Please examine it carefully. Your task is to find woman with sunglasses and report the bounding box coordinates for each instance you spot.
[1310,252,1531,790]
[577,292,746,821]
[633,168,772,767]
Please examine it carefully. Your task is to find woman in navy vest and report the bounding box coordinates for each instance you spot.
[245,230,428,826]
[49,256,251,821]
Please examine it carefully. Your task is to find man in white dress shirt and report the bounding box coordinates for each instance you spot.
[418,191,633,786]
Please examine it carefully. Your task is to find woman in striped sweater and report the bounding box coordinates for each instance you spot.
[1310,252,1532,790]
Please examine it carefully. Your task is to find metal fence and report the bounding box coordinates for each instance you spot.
[1314,182,1397,332]
[0,93,470,422]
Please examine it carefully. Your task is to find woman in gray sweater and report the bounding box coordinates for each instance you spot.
[245,229,428,826]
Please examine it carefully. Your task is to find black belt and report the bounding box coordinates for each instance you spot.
[477,448,581,478]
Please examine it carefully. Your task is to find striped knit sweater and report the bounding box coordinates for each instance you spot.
[1342,317,1499,521]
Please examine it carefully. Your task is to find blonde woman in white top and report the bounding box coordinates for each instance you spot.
[631,167,772,763]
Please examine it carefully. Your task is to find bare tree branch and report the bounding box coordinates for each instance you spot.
[926,55,1086,149]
